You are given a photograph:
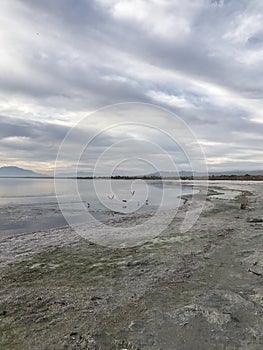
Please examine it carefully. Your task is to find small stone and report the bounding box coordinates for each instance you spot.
[128,320,144,331]
[70,331,78,337]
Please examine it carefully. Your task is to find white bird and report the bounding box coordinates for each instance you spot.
[108,194,114,200]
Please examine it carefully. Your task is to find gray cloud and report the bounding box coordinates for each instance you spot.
[0,0,262,173]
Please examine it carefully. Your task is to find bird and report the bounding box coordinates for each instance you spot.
[108,194,114,200]
[131,190,135,196]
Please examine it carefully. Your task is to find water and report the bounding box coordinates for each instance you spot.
[0,178,195,236]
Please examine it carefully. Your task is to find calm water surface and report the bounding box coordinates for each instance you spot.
[0,178,195,236]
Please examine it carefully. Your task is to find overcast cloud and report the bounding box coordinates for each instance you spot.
[0,0,262,174]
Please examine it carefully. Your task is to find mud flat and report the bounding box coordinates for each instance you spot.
[0,182,262,349]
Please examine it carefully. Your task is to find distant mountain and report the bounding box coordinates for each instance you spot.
[0,166,44,177]
[148,171,205,178]
[209,170,263,176]
[51,169,263,178]
[148,170,263,178]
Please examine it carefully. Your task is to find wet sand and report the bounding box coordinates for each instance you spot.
[0,182,262,349]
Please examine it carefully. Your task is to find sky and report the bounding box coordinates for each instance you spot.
[0,0,262,175]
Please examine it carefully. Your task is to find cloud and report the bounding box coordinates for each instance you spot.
[0,0,262,172]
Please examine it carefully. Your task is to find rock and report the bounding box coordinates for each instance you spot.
[240,195,249,209]
[126,260,148,268]
[70,331,78,337]
[128,320,144,331]
[246,217,263,223]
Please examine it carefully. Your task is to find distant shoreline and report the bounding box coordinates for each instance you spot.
[0,175,263,181]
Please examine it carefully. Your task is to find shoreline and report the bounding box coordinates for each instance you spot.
[0,182,252,268]
[0,179,194,238]
[0,182,262,349]
[0,183,210,268]
[0,180,203,266]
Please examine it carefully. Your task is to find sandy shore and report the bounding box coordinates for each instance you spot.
[0,182,262,349]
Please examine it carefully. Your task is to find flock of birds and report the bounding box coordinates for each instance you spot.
[107,189,136,201]
[86,189,149,216]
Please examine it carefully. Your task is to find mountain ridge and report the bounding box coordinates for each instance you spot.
[148,170,263,177]
[0,166,45,177]
[1,166,263,178]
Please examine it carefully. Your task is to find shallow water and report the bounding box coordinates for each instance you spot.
[0,178,195,236]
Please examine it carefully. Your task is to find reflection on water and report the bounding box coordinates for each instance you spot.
[0,178,195,236]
